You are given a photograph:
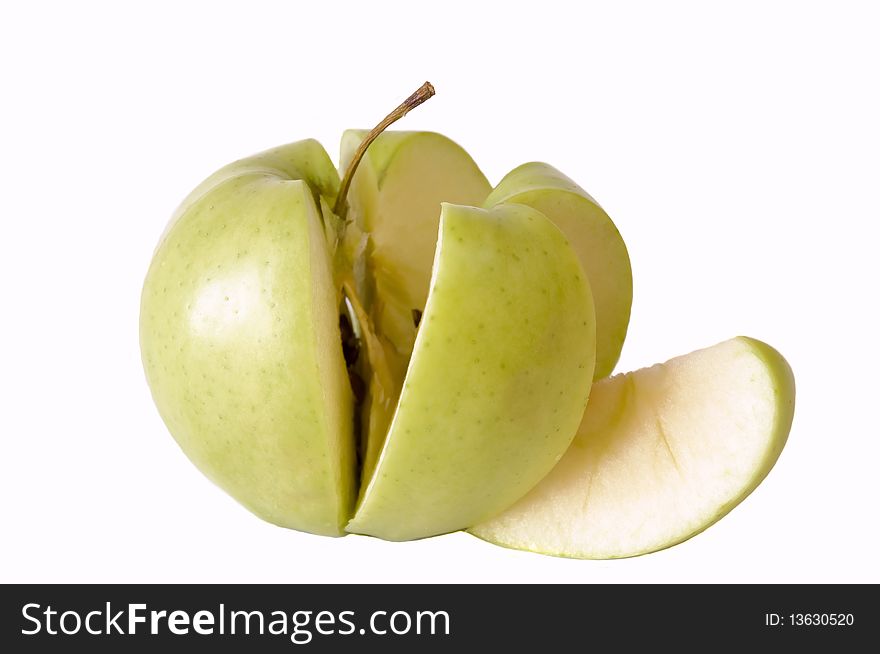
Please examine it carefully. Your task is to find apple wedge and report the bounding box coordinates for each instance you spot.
[346,203,596,541]
[469,337,795,558]
[339,131,492,368]
[485,163,632,379]
[141,140,356,536]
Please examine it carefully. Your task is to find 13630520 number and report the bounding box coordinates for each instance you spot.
[790,613,854,626]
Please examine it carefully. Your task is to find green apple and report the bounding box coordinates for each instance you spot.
[469,337,795,558]
[142,84,793,553]
[347,203,596,540]
[141,84,597,540]
[485,163,632,379]
[140,139,355,536]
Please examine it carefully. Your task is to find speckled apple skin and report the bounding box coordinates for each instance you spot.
[140,141,355,536]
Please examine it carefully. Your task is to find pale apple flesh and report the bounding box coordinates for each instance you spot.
[140,140,356,536]
[469,337,795,558]
[485,162,632,380]
[346,203,596,541]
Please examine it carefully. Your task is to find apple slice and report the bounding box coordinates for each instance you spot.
[140,140,356,536]
[338,130,494,505]
[339,130,492,368]
[485,163,632,379]
[469,337,795,558]
[346,202,597,541]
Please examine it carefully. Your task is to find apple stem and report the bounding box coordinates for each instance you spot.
[333,82,435,221]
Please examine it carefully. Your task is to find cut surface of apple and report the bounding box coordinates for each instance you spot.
[469,337,795,558]
[347,202,596,541]
[485,162,632,379]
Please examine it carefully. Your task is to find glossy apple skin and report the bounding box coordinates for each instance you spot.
[347,203,597,541]
[486,163,632,379]
[470,337,795,558]
[140,140,356,536]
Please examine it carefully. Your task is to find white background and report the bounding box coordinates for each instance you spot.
[2,1,878,583]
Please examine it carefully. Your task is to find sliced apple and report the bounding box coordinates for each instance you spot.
[485,163,632,379]
[469,337,795,558]
[347,203,597,541]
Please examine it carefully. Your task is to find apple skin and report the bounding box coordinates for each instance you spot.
[346,202,597,541]
[470,336,795,558]
[485,162,632,379]
[140,140,356,536]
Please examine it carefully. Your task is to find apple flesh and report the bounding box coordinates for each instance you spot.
[140,140,356,535]
[469,337,795,558]
[347,203,596,540]
[485,162,632,379]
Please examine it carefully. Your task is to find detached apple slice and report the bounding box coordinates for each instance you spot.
[347,202,596,541]
[469,337,795,558]
[486,163,632,379]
